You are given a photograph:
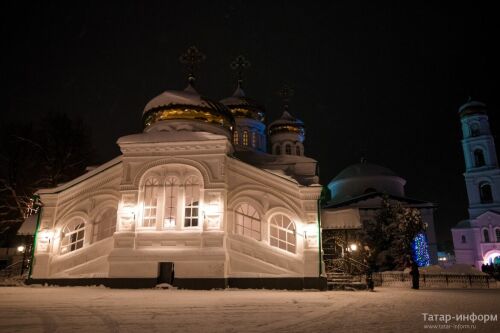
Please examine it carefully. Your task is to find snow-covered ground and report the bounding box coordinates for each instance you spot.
[0,286,499,333]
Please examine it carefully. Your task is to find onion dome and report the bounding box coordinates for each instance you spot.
[220,84,265,122]
[459,99,487,118]
[142,83,234,134]
[268,111,305,137]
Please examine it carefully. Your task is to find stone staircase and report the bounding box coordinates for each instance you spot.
[326,271,367,290]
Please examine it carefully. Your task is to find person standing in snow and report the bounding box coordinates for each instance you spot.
[410,260,419,290]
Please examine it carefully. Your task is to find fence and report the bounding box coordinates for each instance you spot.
[373,271,496,289]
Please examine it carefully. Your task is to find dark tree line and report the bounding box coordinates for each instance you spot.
[0,113,92,246]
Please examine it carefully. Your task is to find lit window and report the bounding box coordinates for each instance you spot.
[243,130,249,146]
[296,145,301,156]
[276,145,281,155]
[143,178,160,227]
[285,144,291,155]
[269,214,296,253]
[235,203,261,240]
[479,182,493,204]
[251,132,257,148]
[233,130,239,145]
[95,208,116,241]
[483,229,490,243]
[474,149,485,167]
[461,235,466,243]
[60,220,85,254]
[164,177,178,229]
[184,176,200,227]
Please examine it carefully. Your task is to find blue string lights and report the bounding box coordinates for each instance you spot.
[412,232,430,267]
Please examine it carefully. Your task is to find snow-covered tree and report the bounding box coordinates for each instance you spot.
[359,196,426,271]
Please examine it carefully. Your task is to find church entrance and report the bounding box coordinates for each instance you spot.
[158,262,175,285]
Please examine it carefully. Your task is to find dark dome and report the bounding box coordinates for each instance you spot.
[459,100,487,118]
[333,163,398,182]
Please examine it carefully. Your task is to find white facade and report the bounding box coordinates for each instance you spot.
[30,83,323,289]
[452,101,500,269]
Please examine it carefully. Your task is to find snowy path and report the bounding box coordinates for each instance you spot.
[0,286,499,333]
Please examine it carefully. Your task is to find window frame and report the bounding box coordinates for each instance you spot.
[234,203,261,241]
[269,214,296,254]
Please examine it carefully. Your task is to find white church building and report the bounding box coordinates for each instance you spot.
[452,101,500,269]
[28,52,325,289]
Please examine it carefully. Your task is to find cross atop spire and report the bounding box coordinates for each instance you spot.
[278,84,294,111]
[179,46,206,85]
[230,55,251,87]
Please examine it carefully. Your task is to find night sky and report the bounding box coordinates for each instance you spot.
[3,2,500,247]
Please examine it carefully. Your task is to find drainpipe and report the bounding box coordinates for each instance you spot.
[317,198,323,276]
[28,205,43,280]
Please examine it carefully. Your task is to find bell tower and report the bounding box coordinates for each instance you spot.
[459,100,500,218]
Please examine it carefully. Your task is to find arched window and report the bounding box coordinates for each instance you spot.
[474,149,485,167]
[164,177,179,229]
[483,229,490,243]
[276,145,281,155]
[235,203,261,240]
[61,220,85,254]
[479,182,493,203]
[285,144,291,155]
[233,130,239,145]
[296,145,301,156]
[184,176,200,227]
[269,214,296,253]
[95,208,116,242]
[461,235,466,243]
[496,229,500,242]
[470,123,480,137]
[251,132,257,148]
[242,130,249,146]
[143,178,160,227]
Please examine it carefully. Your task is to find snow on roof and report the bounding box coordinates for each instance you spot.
[17,214,37,235]
[117,131,227,144]
[143,84,210,113]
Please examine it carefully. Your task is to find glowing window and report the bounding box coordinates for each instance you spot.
[164,177,179,229]
[235,203,261,240]
[474,149,485,167]
[61,220,85,254]
[95,208,116,241]
[285,144,291,155]
[143,178,160,227]
[243,130,249,146]
[483,229,490,243]
[479,183,493,204]
[269,214,296,253]
[184,176,200,227]
[251,132,257,148]
[233,130,239,145]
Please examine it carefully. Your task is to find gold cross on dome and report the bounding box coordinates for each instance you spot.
[179,46,206,83]
[230,55,251,84]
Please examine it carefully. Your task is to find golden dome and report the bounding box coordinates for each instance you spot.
[220,85,265,122]
[142,84,234,132]
[268,111,305,137]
